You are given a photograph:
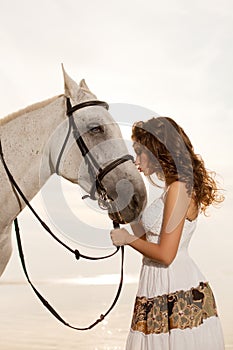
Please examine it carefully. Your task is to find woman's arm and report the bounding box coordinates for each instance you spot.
[111,181,190,266]
[130,221,146,240]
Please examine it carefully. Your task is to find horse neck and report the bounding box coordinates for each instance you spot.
[0,95,66,209]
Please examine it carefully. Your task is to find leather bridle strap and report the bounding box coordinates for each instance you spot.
[56,98,134,200]
[66,97,105,170]
[55,98,108,178]
[67,99,109,116]
[89,154,134,200]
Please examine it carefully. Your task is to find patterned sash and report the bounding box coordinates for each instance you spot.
[131,282,218,334]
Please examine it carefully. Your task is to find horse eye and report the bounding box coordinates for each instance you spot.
[88,124,104,134]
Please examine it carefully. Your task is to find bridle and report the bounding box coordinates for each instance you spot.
[56,97,134,203]
[0,97,135,331]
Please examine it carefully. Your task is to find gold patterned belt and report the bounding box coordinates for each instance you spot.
[131,282,218,335]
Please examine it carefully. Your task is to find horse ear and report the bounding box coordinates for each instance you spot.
[79,79,90,91]
[61,64,80,98]
[79,79,97,98]
[61,64,97,101]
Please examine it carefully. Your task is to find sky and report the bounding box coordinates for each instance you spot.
[0,0,233,328]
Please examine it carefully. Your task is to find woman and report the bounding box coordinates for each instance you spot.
[110,117,225,350]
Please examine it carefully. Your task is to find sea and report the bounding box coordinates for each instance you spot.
[0,277,137,350]
[0,274,232,350]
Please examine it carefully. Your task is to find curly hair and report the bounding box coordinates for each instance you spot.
[132,116,224,213]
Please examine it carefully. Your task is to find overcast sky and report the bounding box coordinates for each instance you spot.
[0,0,232,290]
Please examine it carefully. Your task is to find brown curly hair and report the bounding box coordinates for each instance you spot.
[132,117,224,213]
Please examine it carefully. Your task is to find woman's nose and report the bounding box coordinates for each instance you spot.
[135,155,140,166]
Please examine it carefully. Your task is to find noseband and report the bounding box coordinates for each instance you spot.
[56,97,134,202]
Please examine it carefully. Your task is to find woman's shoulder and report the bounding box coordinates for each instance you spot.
[167,180,187,191]
[165,181,199,222]
[163,181,188,200]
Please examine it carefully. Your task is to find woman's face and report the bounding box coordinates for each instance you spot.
[133,143,154,176]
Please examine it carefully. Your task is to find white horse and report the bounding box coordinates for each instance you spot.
[0,67,147,277]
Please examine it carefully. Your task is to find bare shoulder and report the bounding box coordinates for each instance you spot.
[166,181,198,222]
[162,181,190,232]
[165,181,189,201]
[169,181,187,190]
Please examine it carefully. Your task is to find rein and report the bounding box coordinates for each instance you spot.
[0,97,134,330]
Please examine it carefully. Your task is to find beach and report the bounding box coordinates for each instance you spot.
[0,281,135,350]
[0,276,232,350]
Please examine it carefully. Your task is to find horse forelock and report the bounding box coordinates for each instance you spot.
[0,94,64,126]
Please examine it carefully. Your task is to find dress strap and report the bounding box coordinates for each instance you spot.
[160,186,169,201]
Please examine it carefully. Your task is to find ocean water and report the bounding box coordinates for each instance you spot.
[0,279,136,350]
[0,277,232,350]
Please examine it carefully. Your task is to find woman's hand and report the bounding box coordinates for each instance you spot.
[110,228,137,246]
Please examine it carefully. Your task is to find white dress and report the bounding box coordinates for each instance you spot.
[126,193,225,350]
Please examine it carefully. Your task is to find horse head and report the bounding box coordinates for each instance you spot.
[49,66,147,224]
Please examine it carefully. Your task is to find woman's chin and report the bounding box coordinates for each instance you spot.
[143,168,153,176]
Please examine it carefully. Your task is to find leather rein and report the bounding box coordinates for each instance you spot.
[0,97,134,330]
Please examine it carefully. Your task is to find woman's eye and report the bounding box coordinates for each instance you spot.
[135,148,142,155]
[88,124,104,134]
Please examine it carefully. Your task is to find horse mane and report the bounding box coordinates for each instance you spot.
[0,94,64,126]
